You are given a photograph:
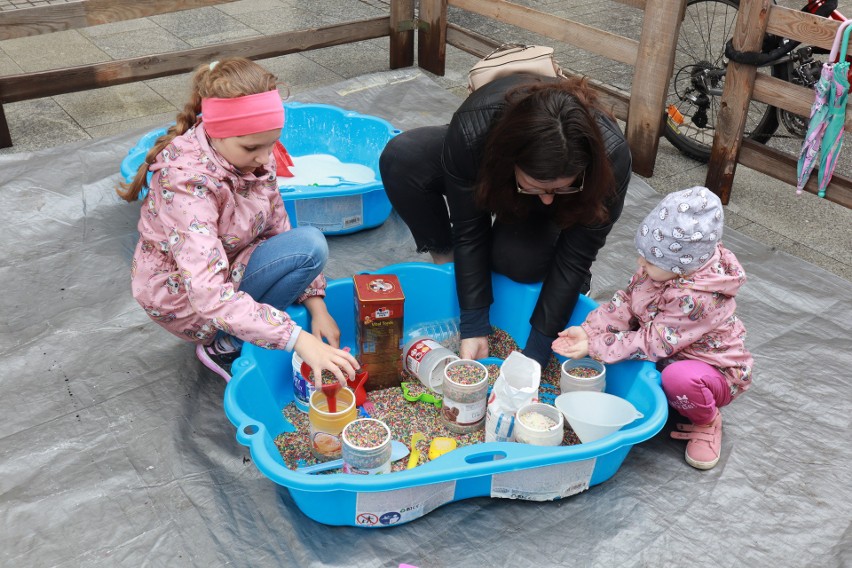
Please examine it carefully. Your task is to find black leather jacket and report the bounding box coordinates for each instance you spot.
[441,73,632,338]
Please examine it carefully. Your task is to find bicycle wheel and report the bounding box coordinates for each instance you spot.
[663,0,785,162]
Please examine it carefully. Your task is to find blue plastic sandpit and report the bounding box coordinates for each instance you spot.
[120,102,400,235]
[224,263,668,528]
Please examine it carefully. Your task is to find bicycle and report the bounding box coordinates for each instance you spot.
[663,0,849,162]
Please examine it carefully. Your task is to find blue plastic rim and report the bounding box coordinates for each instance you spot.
[224,262,668,528]
[120,103,401,234]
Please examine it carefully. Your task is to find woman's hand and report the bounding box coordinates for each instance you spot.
[552,326,589,359]
[294,329,359,389]
[460,336,489,361]
[303,297,341,347]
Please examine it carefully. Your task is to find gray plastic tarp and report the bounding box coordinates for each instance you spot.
[1,69,850,567]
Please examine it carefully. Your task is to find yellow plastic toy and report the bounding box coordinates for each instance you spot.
[428,437,457,460]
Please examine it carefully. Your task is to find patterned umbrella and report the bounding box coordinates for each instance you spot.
[817,25,852,198]
[796,63,833,194]
[797,20,852,196]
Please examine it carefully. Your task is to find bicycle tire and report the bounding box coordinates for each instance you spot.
[663,0,787,163]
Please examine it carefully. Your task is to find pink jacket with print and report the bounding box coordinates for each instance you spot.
[581,244,753,399]
[130,123,325,349]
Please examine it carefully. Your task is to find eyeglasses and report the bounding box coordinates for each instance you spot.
[515,171,584,195]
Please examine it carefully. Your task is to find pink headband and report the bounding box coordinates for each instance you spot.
[201,90,284,138]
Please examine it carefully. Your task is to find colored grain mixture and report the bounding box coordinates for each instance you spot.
[344,419,388,448]
[445,362,487,385]
[274,326,580,472]
[566,366,601,378]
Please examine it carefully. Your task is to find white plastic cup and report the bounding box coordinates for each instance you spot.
[554,391,644,443]
[560,357,606,393]
[441,359,489,434]
[402,336,459,393]
[514,402,564,446]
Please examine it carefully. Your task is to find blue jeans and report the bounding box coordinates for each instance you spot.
[223,226,328,347]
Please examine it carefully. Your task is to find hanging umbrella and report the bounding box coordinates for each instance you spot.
[817,24,852,198]
[797,19,852,196]
[796,63,833,194]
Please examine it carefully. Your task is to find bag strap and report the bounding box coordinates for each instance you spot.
[482,43,535,61]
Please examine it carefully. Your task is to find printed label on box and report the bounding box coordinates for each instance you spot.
[354,482,456,527]
[490,458,596,501]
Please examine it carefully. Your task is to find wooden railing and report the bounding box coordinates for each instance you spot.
[0,0,416,148]
[417,0,686,177]
[706,0,852,209]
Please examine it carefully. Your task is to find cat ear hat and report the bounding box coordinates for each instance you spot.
[635,186,723,276]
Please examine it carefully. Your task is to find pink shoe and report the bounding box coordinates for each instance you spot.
[195,342,238,382]
[670,411,722,470]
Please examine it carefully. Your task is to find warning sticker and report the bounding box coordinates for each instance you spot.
[490,459,596,501]
[354,482,456,526]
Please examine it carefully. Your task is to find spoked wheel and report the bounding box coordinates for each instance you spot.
[663,0,786,162]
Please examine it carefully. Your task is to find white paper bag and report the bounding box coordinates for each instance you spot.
[485,351,541,442]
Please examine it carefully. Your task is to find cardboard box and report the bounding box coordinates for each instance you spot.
[353,274,405,391]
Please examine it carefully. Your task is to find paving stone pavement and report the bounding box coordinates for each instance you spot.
[1,0,850,282]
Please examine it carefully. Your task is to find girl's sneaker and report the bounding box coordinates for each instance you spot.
[670,410,722,470]
[195,338,239,382]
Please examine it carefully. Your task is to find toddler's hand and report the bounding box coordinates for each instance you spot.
[552,326,590,359]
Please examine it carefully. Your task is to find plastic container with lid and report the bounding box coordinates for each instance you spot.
[308,387,357,461]
[342,418,392,475]
[513,402,564,446]
[441,359,489,434]
[292,351,316,413]
[560,357,606,393]
[402,337,459,393]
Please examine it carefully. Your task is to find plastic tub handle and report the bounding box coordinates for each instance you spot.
[464,450,507,464]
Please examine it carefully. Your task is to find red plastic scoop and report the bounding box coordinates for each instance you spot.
[273,140,294,177]
[321,382,341,413]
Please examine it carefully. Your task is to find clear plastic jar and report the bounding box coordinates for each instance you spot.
[401,336,459,393]
[342,418,392,474]
[404,318,460,353]
[560,358,606,393]
[308,387,357,461]
[441,359,489,434]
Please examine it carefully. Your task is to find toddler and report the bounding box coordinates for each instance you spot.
[553,187,753,469]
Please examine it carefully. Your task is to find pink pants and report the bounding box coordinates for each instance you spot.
[660,360,732,425]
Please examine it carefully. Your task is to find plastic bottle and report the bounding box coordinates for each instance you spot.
[404,318,461,354]
[401,336,459,394]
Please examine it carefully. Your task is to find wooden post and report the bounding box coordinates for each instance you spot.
[705,0,771,204]
[626,0,685,177]
[418,0,447,76]
[389,0,415,69]
[0,105,11,149]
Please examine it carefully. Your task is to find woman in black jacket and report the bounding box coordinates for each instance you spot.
[379,73,632,368]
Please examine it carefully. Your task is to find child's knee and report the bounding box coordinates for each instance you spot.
[301,226,328,263]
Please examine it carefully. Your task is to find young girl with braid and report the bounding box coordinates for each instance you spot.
[118,57,358,385]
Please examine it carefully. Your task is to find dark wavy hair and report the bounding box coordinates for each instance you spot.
[475,77,616,228]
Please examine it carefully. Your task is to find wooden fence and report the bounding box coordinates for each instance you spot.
[707,0,852,208]
[0,0,417,148]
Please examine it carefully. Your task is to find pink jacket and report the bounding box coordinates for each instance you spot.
[130,123,325,349]
[581,244,753,398]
